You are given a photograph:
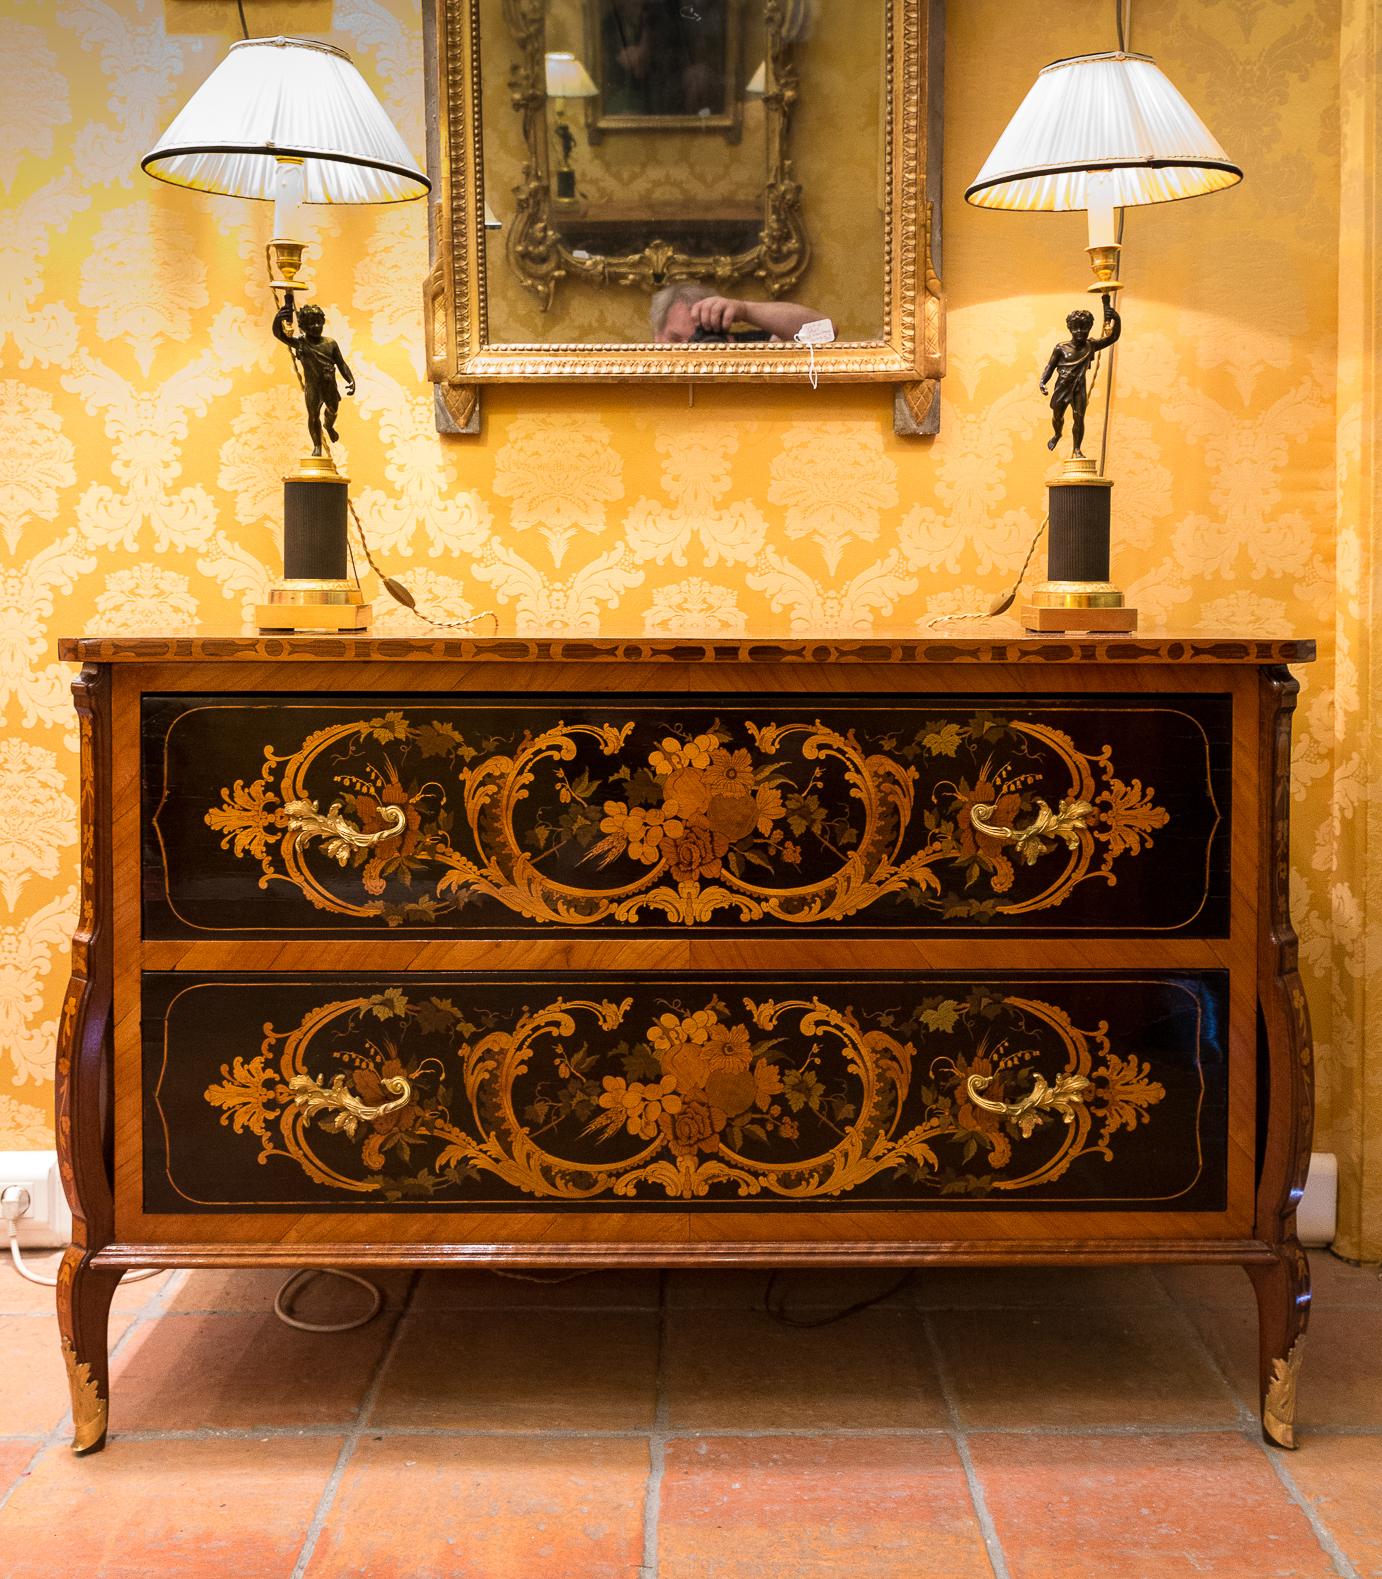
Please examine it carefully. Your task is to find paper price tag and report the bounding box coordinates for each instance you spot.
[795,318,836,345]
[794,319,835,388]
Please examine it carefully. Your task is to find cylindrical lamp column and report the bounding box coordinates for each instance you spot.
[1021,458,1137,633]
[255,459,370,632]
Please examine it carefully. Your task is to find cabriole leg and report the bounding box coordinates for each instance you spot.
[1246,1243,1310,1449]
[56,1248,121,1455]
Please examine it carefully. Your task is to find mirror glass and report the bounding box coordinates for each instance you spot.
[479,0,888,346]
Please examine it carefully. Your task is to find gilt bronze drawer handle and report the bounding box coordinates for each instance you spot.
[967,797,1094,863]
[282,798,407,865]
[288,1071,413,1138]
[965,1069,1092,1138]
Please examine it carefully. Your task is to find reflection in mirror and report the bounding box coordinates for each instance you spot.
[481,0,887,346]
[586,0,742,135]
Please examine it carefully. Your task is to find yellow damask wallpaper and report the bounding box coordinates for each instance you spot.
[2,0,1377,1255]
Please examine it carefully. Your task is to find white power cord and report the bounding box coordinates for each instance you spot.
[3,1217,60,1286]
[1,1186,528,1330]
[272,1268,383,1331]
[2,1212,163,1289]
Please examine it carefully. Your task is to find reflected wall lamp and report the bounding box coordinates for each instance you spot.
[544,51,599,203]
[966,39,1241,632]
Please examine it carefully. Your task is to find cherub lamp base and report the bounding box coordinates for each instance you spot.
[1021,457,1138,633]
[254,455,373,634]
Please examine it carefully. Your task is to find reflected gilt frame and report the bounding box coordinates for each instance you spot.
[499,0,801,310]
[422,0,945,435]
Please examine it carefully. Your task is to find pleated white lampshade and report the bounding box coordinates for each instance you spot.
[142,36,429,205]
[965,51,1240,215]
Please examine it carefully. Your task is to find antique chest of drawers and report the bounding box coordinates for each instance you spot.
[53,632,1315,1454]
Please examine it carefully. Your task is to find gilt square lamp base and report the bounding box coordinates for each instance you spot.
[1021,602,1139,633]
[254,599,373,634]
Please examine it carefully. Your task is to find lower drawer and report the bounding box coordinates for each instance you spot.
[141,971,1227,1215]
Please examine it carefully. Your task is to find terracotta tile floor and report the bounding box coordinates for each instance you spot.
[1,1255,1380,1578]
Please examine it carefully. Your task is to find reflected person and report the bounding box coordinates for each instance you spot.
[602,0,723,116]
[652,283,827,344]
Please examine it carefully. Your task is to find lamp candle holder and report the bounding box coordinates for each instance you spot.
[1086,243,1124,295]
[266,241,313,300]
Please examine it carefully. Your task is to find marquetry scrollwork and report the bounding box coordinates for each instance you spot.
[203,986,1166,1203]
[201,707,1172,928]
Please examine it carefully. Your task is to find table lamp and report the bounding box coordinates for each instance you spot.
[966,49,1241,632]
[142,35,430,633]
[544,51,598,204]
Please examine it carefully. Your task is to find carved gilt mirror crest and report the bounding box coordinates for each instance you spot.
[423,0,944,434]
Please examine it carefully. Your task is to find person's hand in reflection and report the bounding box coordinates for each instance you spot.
[615,38,652,77]
[652,283,828,344]
[689,295,748,336]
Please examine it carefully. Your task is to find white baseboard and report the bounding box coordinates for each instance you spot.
[0,1148,1345,1253]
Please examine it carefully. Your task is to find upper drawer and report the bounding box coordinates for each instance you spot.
[141,692,1231,937]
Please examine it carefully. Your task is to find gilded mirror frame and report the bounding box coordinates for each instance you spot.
[422,0,944,435]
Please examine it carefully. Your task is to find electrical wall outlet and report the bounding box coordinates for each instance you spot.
[0,1152,72,1249]
[1299,1151,1338,1248]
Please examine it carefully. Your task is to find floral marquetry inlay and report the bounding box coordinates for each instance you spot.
[143,696,1227,936]
[144,973,1224,1212]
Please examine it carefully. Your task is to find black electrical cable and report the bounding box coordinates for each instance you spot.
[763,1269,916,1328]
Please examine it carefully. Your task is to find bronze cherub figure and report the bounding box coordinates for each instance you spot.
[1039,295,1121,458]
[272,301,355,457]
